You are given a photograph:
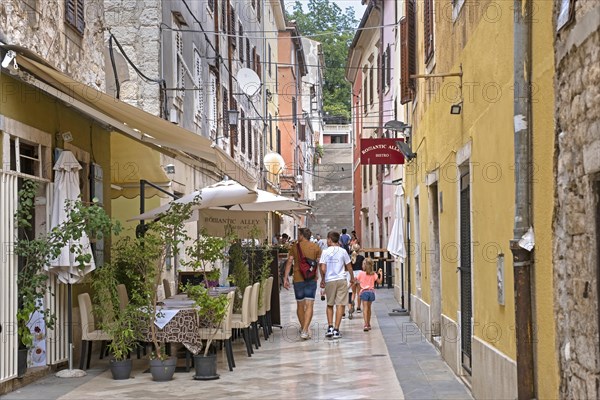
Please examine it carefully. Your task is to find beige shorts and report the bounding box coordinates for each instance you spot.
[325,279,348,306]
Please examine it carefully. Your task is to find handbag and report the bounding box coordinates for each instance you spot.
[296,243,318,281]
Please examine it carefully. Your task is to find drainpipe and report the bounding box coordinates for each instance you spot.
[510,0,535,398]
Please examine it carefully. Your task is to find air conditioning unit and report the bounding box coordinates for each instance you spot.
[295,175,303,184]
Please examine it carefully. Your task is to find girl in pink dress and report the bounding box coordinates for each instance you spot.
[355,258,383,331]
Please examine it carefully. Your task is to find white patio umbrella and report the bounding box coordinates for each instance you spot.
[129,178,258,221]
[387,185,406,260]
[209,189,311,212]
[47,150,95,378]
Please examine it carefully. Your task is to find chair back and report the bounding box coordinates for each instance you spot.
[258,279,267,316]
[265,276,274,312]
[78,293,95,340]
[238,285,252,326]
[163,279,172,298]
[250,282,260,322]
[222,291,236,333]
[117,284,129,311]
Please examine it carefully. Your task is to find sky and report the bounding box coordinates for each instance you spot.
[283,0,367,25]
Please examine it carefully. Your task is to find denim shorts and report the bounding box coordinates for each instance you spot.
[360,290,375,302]
[293,280,317,301]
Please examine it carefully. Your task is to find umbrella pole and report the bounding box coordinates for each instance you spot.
[68,282,73,370]
[56,281,86,378]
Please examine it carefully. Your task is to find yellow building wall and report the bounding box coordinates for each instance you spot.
[406,3,557,393]
[0,74,112,217]
[530,1,559,397]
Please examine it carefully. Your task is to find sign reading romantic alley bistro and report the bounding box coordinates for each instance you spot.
[360,138,405,165]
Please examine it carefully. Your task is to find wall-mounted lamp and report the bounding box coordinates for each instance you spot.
[164,164,175,175]
[227,109,239,126]
[450,102,463,115]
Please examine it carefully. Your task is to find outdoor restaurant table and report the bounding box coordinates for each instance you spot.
[140,288,237,353]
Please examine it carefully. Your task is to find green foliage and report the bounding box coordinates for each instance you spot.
[185,284,230,356]
[288,0,358,120]
[258,246,273,310]
[15,180,119,349]
[92,263,142,361]
[183,229,228,282]
[227,239,249,313]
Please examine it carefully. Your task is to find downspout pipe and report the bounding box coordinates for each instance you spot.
[510,0,535,398]
[376,0,384,248]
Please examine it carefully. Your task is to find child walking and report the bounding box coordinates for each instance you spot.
[355,258,383,331]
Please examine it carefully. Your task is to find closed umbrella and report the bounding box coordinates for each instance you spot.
[387,185,406,260]
[47,150,94,378]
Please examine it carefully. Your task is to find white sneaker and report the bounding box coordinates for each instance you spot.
[333,329,341,339]
[300,331,310,340]
[325,326,334,338]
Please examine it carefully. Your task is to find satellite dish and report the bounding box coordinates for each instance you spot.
[237,68,262,97]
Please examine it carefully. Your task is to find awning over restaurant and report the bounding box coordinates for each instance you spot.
[14,54,258,190]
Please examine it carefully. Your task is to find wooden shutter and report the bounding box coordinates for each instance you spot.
[231,97,238,144]
[386,45,391,88]
[248,124,253,160]
[424,0,434,62]
[241,109,246,154]
[239,24,244,60]
[246,38,251,68]
[221,0,226,31]
[400,0,417,105]
[222,87,229,137]
[76,0,85,33]
[66,0,76,26]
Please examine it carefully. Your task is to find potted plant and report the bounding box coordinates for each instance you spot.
[184,283,230,380]
[92,263,141,380]
[14,179,118,376]
[181,231,231,379]
[228,237,249,313]
[126,200,196,381]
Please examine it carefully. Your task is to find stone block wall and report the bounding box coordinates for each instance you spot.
[0,0,106,89]
[104,0,161,115]
[553,2,600,398]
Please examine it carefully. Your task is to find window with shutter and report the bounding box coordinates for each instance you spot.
[209,72,218,134]
[65,0,85,35]
[222,86,229,137]
[386,44,392,88]
[257,1,261,22]
[381,50,387,91]
[194,49,205,124]
[221,0,226,31]
[258,133,263,167]
[424,0,434,62]
[173,25,185,106]
[369,65,374,105]
[276,128,281,155]
[292,97,297,125]
[238,26,244,62]
[229,3,236,35]
[241,109,246,154]
[363,67,368,114]
[230,97,238,145]
[400,0,416,104]
[257,55,261,79]
[248,124,253,161]
[246,38,251,68]
[268,44,272,77]
[251,47,256,71]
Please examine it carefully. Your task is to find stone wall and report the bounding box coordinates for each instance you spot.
[0,0,106,89]
[104,0,161,115]
[553,2,600,398]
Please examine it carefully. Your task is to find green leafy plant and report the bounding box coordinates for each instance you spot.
[15,179,119,349]
[227,238,249,313]
[124,200,196,360]
[92,263,142,361]
[185,284,230,356]
[182,228,228,287]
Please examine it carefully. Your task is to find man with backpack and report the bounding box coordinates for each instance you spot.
[340,228,352,254]
[283,228,322,340]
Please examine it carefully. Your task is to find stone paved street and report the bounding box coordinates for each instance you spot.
[3,288,471,400]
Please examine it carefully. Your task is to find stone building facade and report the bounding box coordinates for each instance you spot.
[0,0,106,87]
[553,1,600,398]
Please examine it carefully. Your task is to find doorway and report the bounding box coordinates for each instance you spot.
[459,171,472,374]
[429,183,442,344]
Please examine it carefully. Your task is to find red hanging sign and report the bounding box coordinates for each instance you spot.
[360,138,405,165]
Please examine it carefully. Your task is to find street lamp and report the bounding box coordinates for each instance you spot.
[227,109,239,126]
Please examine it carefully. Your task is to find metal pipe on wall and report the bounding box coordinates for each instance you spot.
[510,0,535,398]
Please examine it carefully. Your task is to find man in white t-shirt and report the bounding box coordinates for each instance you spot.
[319,231,354,339]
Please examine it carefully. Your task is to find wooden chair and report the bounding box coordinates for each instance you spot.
[78,293,111,370]
[163,279,172,299]
[258,279,269,340]
[197,291,236,371]
[249,282,261,349]
[264,277,274,335]
[231,285,254,357]
[117,284,128,311]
